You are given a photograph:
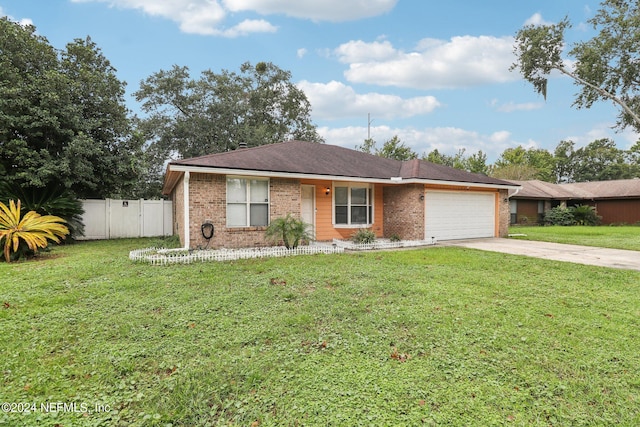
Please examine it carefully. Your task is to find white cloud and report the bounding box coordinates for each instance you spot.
[337,35,517,90]
[565,123,640,150]
[334,40,398,63]
[297,80,441,120]
[222,0,398,22]
[297,48,307,58]
[71,0,231,35]
[217,19,277,37]
[489,130,512,144]
[0,7,34,26]
[491,99,544,112]
[70,0,397,36]
[524,12,552,26]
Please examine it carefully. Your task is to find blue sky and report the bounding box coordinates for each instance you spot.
[2,0,638,161]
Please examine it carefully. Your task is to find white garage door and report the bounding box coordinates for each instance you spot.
[425,191,495,241]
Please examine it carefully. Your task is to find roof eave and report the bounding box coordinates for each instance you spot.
[162,169,183,195]
[166,164,520,190]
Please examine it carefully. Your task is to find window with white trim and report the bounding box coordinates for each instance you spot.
[334,184,373,225]
[227,177,269,227]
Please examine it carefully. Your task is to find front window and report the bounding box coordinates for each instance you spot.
[227,177,269,227]
[334,184,373,225]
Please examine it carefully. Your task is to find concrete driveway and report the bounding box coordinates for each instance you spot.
[444,238,640,272]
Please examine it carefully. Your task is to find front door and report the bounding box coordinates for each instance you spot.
[301,185,316,238]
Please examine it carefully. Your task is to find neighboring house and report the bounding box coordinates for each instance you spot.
[162,141,519,249]
[510,179,640,225]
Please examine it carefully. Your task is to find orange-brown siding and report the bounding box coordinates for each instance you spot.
[171,172,510,248]
[300,179,384,241]
[591,199,640,225]
[515,199,540,225]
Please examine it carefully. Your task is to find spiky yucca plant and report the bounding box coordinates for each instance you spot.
[0,200,69,262]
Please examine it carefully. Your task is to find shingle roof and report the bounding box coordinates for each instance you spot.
[168,140,514,188]
[563,179,640,199]
[510,180,575,199]
[511,179,640,200]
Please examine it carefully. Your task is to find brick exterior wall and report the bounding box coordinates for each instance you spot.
[498,189,510,237]
[382,184,425,240]
[270,177,301,219]
[175,173,302,249]
[170,172,512,247]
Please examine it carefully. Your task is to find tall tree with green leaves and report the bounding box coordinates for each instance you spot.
[552,139,638,182]
[466,150,490,175]
[0,18,141,198]
[572,139,635,182]
[553,140,577,183]
[491,146,555,182]
[356,136,418,161]
[134,61,323,170]
[355,138,377,155]
[423,148,468,170]
[627,141,640,168]
[424,148,489,175]
[377,136,418,161]
[511,0,640,132]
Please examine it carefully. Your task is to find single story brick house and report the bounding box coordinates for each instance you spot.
[162,141,520,249]
[510,179,640,225]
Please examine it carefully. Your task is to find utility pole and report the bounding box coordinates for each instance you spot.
[367,113,374,140]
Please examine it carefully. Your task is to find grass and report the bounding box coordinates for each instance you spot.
[509,225,640,251]
[1,238,639,426]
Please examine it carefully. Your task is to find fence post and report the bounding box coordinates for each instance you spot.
[105,198,111,239]
[139,198,144,238]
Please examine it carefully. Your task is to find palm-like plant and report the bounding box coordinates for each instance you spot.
[264,214,312,249]
[0,182,84,240]
[0,200,69,262]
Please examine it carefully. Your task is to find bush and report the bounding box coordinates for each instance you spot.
[543,205,601,226]
[264,214,312,249]
[544,206,576,226]
[352,228,376,244]
[572,205,601,226]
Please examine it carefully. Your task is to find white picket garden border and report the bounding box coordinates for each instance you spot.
[331,238,436,251]
[129,244,344,265]
[129,238,437,265]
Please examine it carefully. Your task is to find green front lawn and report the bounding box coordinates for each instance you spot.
[2,239,639,426]
[509,225,640,251]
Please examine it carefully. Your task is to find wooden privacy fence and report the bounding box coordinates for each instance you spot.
[78,199,173,240]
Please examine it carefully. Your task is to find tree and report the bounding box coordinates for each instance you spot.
[377,136,418,161]
[551,138,638,182]
[134,61,323,178]
[355,138,377,155]
[491,146,555,182]
[572,138,635,182]
[553,140,576,183]
[627,141,640,176]
[423,148,489,174]
[423,148,467,170]
[466,150,490,175]
[490,164,541,181]
[511,0,640,132]
[355,136,417,161]
[0,18,141,198]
